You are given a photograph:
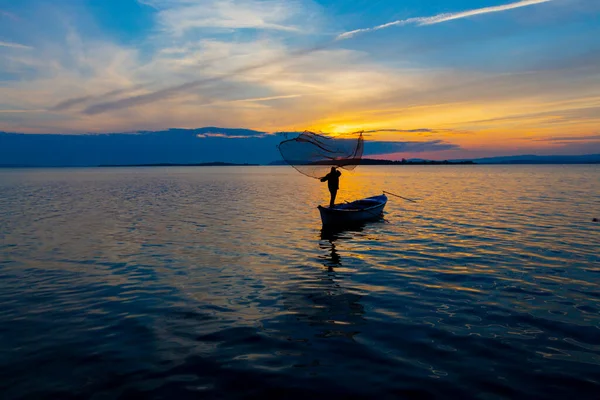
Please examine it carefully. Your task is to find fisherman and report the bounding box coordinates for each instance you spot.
[320,166,342,208]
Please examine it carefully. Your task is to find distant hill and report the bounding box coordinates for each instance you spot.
[457,154,600,164]
[269,154,600,166]
[395,154,600,164]
[98,162,259,167]
[268,158,475,165]
[361,159,475,165]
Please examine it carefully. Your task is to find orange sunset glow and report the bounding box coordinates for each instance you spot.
[1,0,599,160]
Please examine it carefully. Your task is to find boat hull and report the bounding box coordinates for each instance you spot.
[318,194,387,226]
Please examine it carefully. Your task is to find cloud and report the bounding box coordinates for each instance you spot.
[48,36,305,113]
[362,128,471,134]
[0,129,459,166]
[201,94,303,107]
[0,10,19,21]
[337,0,554,40]
[0,109,46,113]
[49,85,145,111]
[364,128,435,133]
[531,134,600,142]
[79,0,561,116]
[0,128,283,166]
[463,103,600,127]
[196,132,267,138]
[82,70,247,115]
[417,0,554,25]
[78,41,332,115]
[0,41,33,50]
[365,140,460,155]
[138,0,309,36]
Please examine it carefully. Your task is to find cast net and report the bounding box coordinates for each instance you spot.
[277,130,364,179]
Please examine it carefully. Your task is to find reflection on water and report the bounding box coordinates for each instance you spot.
[319,224,366,270]
[0,165,599,399]
[321,239,341,272]
[279,226,367,346]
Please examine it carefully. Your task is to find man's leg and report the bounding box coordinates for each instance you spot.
[330,189,337,207]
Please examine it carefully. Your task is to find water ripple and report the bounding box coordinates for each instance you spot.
[1,165,599,399]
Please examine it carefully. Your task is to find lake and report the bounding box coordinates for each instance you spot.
[1,165,599,399]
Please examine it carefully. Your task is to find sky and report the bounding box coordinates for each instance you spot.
[1,0,599,160]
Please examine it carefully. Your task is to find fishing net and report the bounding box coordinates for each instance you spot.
[277,130,364,179]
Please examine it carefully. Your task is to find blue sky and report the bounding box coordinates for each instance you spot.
[1,0,599,158]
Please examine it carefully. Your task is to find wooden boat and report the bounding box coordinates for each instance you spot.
[318,194,387,226]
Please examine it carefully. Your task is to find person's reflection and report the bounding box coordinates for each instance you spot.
[278,227,366,339]
[319,231,342,273]
[319,224,364,272]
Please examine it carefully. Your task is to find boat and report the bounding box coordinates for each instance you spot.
[318,194,387,226]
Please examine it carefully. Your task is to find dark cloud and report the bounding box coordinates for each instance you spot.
[193,127,266,138]
[365,140,460,155]
[0,127,279,166]
[49,95,95,111]
[363,128,435,133]
[83,79,219,114]
[273,132,461,155]
[0,128,458,166]
[531,134,600,142]
[50,85,145,112]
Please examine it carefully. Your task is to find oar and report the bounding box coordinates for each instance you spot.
[383,190,417,203]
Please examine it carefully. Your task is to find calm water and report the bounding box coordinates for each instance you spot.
[1,165,599,399]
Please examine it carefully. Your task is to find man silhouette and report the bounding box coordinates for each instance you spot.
[320,167,342,208]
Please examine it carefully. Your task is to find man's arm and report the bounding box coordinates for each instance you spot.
[320,171,333,182]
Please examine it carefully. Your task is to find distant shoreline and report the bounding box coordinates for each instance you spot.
[0,162,260,168]
[97,162,260,167]
[276,159,477,166]
[2,161,600,168]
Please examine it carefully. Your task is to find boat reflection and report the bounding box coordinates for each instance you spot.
[320,223,367,242]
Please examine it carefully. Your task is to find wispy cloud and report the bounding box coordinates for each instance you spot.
[463,103,600,127]
[337,0,554,40]
[80,42,329,115]
[49,86,145,111]
[138,0,308,35]
[0,40,33,50]
[196,132,267,138]
[417,0,554,25]
[0,10,19,21]
[202,94,303,107]
[364,128,436,133]
[365,140,460,155]
[362,128,473,136]
[532,134,600,142]
[0,109,47,113]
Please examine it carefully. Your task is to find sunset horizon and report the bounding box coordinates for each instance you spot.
[2,126,600,166]
[2,0,599,160]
